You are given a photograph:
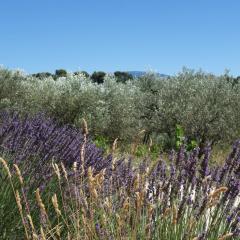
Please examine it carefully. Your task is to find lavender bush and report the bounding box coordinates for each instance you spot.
[1,126,240,239]
[0,111,112,185]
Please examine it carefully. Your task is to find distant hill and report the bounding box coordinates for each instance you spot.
[127,71,169,78]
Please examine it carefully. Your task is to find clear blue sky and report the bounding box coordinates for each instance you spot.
[0,0,239,76]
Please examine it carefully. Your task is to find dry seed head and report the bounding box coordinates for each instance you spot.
[27,214,35,232]
[40,227,46,240]
[91,188,98,199]
[133,174,140,191]
[135,191,143,208]
[112,138,118,153]
[82,118,88,135]
[52,194,61,216]
[87,167,94,182]
[82,214,87,225]
[61,162,68,180]
[203,175,211,183]
[13,164,24,185]
[210,187,228,199]
[82,196,89,209]
[163,207,171,218]
[218,233,233,240]
[207,199,219,208]
[87,166,93,177]
[73,162,77,173]
[0,158,12,178]
[35,188,47,215]
[32,233,38,240]
[16,190,22,212]
[147,203,155,216]
[53,163,61,180]
[116,213,122,227]
[172,204,178,225]
[56,225,61,237]
[123,197,130,210]
[95,169,106,186]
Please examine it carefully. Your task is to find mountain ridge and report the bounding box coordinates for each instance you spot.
[127,71,169,78]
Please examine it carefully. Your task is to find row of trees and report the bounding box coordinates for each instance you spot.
[1,67,240,149]
[32,70,134,84]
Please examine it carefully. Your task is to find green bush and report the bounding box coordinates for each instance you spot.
[91,71,106,84]
[114,71,133,83]
[93,135,110,153]
[0,67,240,147]
[136,69,240,147]
[55,69,67,78]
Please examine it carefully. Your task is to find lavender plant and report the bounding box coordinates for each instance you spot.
[1,134,240,239]
[0,111,112,185]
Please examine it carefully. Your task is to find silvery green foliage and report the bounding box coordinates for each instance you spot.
[0,67,240,144]
[94,75,141,140]
[0,68,26,110]
[137,69,240,145]
[11,72,141,141]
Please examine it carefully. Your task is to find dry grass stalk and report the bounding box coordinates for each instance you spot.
[16,190,23,212]
[133,174,140,191]
[27,214,36,234]
[61,162,68,181]
[147,203,155,216]
[218,233,233,240]
[112,138,118,154]
[123,197,130,211]
[13,164,24,185]
[40,227,46,240]
[172,204,178,225]
[80,118,88,166]
[52,194,61,216]
[15,190,29,239]
[52,163,61,180]
[0,157,12,178]
[82,118,88,135]
[35,188,47,216]
[135,191,144,209]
